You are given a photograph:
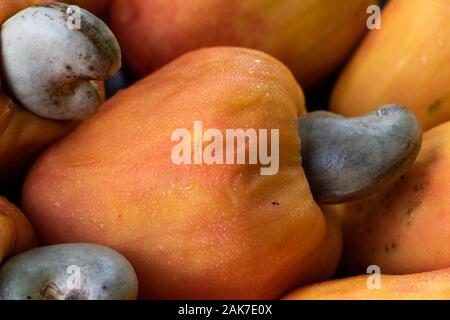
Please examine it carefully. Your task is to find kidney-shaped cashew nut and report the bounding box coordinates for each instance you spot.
[300,104,423,204]
[0,243,138,300]
[1,3,121,120]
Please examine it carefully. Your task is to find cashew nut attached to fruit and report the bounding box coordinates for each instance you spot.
[300,104,422,204]
[0,3,121,120]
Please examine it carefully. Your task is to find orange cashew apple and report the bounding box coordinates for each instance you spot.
[331,0,450,130]
[22,47,340,299]
[110,0,377,88]
[339,121,450,276]
[0,196,37,264]
[284,267,450,300]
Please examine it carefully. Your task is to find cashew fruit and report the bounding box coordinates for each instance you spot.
[340,121,450,275]
[331,0,450,130]
[0,2,119,189]
[0,196,36,264]
[22,47,339,299]
[284,268,450,300]
[110,0,377,88]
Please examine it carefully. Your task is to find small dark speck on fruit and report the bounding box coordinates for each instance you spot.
[272,201,280,206]
[414,184,426,192]
[428,99,443,114]
[407,207,414,215]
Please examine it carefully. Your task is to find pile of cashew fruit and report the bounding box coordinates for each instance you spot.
[0,0,449,300]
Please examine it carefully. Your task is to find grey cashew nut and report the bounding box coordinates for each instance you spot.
[0,3,121,120]
[0,243,138,300]
[299,104,422,204]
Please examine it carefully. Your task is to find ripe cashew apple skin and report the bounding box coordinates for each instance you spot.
[0,90,78,191]
[339,121,450,276]
[22,47,336,300]
[300,207,343,284]
[109,0,377,88]
[331,0,450,130]
[0,196,37,264]
[283,268,450,300]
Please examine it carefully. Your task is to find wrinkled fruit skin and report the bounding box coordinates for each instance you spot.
[331,0,450,130]
[110,0,376,88]
[22,47,338,299]
[283,268,450,300]
[0,196,37,264]
[0,243,138,300]
[339,121,450,275]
